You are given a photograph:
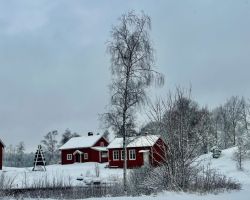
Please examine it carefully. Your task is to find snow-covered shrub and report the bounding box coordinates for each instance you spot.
[128,166,156,195]
[128,163,241,194]
[233,145,247,170]
[85,170,91,177]
[189,165,241,193]
[233,128,248,170]
[95,163,100,177]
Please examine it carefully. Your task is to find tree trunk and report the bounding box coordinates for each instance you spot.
[123,126,127,194]
[122,68,130,194]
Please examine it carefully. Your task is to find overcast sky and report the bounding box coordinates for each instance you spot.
[0,0,250,152]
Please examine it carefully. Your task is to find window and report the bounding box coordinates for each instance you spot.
[101,151,108,158]
[84,153,88,160]
[113,150,119,160]
[67,154,72,160]
[120,150,125,160]
[129,149,136,160]
[100,142,104,147]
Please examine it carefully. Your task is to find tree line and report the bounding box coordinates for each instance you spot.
[144,90,250,154]
[4,129,110,167]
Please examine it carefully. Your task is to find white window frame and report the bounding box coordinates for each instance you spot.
[101,151,108,158]
[84,153,88,160]
[113,150,119,160]
[129,149,136,160]
[67,154,72,160]
[100,142,104,147]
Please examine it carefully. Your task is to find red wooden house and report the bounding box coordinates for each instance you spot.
[59,133,109,165]
[107,135,166,168]
[0,138,5,170]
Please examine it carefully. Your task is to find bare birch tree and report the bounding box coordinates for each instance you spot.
[104,11,164,193]
[146,88,214,189]
[212,96,245,148]
[225,96,244,146]
[41,130,59,164]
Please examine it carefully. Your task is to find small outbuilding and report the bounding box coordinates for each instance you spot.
[59,133,109,165]
[107,134,167,168]
[0,138,5,170]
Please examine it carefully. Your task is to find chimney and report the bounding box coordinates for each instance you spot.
[88,132,93,136]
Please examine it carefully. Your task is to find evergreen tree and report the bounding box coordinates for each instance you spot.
[60,129,80,145]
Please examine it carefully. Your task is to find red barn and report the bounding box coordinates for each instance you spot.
[59,133,109,165]
[0,139,5,170]
[107,135,167,168]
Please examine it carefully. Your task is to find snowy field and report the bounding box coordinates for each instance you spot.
[1,147,250,199]
[1,162,123,188]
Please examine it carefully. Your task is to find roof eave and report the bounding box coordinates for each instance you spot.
[59,146,92,150]
[107,145,153,149]
[0,139,5,147]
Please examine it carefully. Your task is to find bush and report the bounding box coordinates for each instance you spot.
[189,165,241,193]
[128,166,157,195]
[128,164,241,194]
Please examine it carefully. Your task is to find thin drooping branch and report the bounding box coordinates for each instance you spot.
[102,11,164,193]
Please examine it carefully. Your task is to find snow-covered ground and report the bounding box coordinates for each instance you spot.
[1,147,250,199]
[197,147,250,186]
[88,147,250,200]
[1,162,123,188]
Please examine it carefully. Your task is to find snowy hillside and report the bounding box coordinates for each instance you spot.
[197,147,250,186]
[1,147,250,199]
[87,147,250,200]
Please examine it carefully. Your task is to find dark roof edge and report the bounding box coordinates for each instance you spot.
[0,139,5,147]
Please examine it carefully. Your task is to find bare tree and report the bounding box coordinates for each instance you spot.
[16,142,25,167]
[103,11,164,193]
[213,96,245,149]
[211,107,223,147]
[103,130,110,142]
[41,130,59,164]
[163,88,202,188]
[233,126,247,170]
[146,87,214,189]
[225,96,244,146]
[196,108,213,154]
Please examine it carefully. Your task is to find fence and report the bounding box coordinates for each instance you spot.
[0,184,124,199]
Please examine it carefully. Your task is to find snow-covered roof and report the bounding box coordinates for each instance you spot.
[139,150,150,153]
[107,135,161,149]
[91,147,108,151]
[59,135,103,150]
